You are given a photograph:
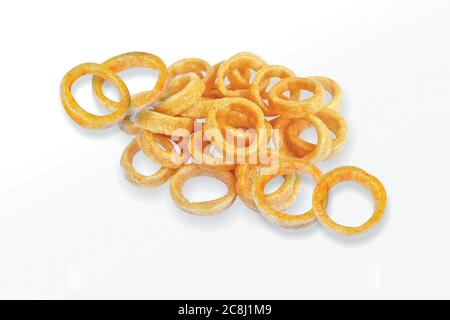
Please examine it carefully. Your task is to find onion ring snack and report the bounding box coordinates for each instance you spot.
[153,73,205,116]
[61,63,131,130]
[170,164,237,215]
[121,138,175,187]
[312,166,386,236]
[92,52,168,112]
[168,58,214,83]
[268,77,324,117]
[252,157,323,228]
[288,108,348,160]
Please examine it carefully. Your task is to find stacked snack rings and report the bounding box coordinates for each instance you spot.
[61,51,387,237]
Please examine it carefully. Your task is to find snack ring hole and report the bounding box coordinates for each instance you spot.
[183,176,228,202]
[326,181,375,227]
[132,151,162,176]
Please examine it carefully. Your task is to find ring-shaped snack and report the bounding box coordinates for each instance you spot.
[310,76,342,112]
[235,164,301,211]
[270,117,297,157]
[312,166,386,236]
[179,97,220,119]
[268,77,324,117]
[152,73,204,116]
[135,109,194,137]
[170,164,237,216]
[287,108,348,160]
[92,52,168,112]
[204,98,266,161]
[137,130,189,169]
[252,157,323,228]
[227,52,267,89]
[216,55,267,98]
[249,65,298,116]
[120,138,176,187]
[60,63,131,130]
[286,114,332,163]
[168,58,214,84]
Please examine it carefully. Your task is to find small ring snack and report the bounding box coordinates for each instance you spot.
[271,117,297,157]
[153,73,205,116]
[137,130,189,169]
[135,109,194,137]
[60,62,131,130]
[204,98,266,161]
[268,77,324,117]
[312,166,387,236]
[252,157,323,228]
[121,138,175,187]
[286,114,332,163]
[249,65,298,116]
[227,52,267,90]
[287,108,348,160]
[310,76,342,112]
[170,164,237,215]
[236,164,301,211]
[216,55,266,98]
[178,97,218,119]
[92,52,168,112]
[168,58,214,84]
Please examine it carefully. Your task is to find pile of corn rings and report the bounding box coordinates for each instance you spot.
[61,51,386,236]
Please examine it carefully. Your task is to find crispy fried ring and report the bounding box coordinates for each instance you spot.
[235,164,301,211]
[60,63,130,130]
[252,157,323,228]
[170,164,237,216]
[137,131,189,169]
[310,76,342,112]
[168,58,214,83]
[268,77,324,117]
[227,52,267,89]
[286,114,332,163]
[204,98,266,160]
[92,52,168,112]
[312,166,386,236]
[216,55,266,98]
[152,73,205,116]
[135,109,194,137]
[120,138,175,187]
[287,108,348,160]
[249,65,298,116]
[271,117,297,157]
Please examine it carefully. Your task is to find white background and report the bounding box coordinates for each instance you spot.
[0,0,449,299]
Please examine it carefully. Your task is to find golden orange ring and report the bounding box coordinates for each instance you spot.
[135,109,194,137]
[120,138,175,187]
[188,133,236,171]
[170,164,237,216]
[235,164,301,211]
[227,52,267,89]
[168,58,214,83]
[286,114,332,163]
[153,73,205,116]
[249,65,297,116]
[312,166,387,236]
[137,130,189,169]
[119,116,141,135]
[287,108,348,160]
[92,52,168,112]
[216,55,266,98]
[268,77,324,117]
[60,62,131,130]
[204,98,266,161]
[252,157,323,228]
